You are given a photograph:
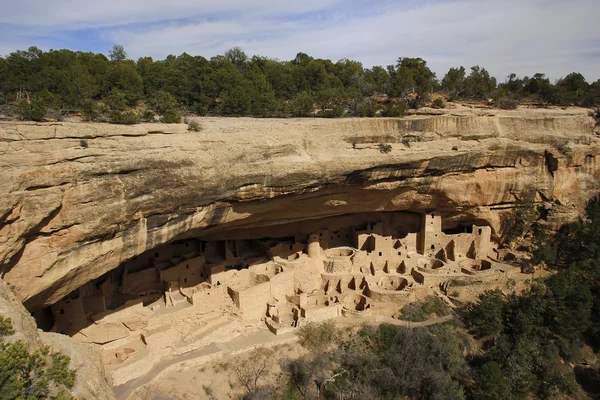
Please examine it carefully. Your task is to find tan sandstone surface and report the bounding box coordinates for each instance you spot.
[1,108,599,310]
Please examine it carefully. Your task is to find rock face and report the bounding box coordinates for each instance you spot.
[1,108,599,310]
[0,280,115,399]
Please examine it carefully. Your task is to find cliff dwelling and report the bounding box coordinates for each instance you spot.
[2,108,599,397]
[32,210,520,385]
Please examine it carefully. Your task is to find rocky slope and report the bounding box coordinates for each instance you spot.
[0,280,115,399]
[1,108,599,310]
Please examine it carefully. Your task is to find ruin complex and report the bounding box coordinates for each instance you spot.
[37,211,519,384]
[1,108,599,392]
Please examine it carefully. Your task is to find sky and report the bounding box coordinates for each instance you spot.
[1,0,599,81]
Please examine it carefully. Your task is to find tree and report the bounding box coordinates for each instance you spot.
[231,348,274,397]
[224,46,248,71]
[390,57,435,100]
[290,91,314,117]
[0,317,76,400]
[441,66,466,98]
[148,90,178,115]
[109,45,128,62]
[466,290,505,337]
[472,362,512,400]
[463,66,497,99]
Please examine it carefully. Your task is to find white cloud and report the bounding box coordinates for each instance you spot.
[0,0,341,27]
[1,0,599,81]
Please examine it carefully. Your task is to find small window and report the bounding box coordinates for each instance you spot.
[431,244,435,249]
[201,273,203,277]
[290,245,293,250]
[184,278,187,283]
[479,229,483,235]
[379,252,382,256]
[185,243,188,247]
[186,264,189,269]
[60,309,64,315]
[398,252,401,255]
[345,234,349,238]
[154,252,159,257]
[320,233,322,237]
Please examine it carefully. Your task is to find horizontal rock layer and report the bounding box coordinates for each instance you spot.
[1,108,599,310]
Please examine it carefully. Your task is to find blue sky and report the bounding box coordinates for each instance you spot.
[1,0,599,81]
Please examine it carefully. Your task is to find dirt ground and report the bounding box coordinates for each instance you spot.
[129,340,309,400]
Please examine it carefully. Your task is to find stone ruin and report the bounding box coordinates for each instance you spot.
[34,211,520,385]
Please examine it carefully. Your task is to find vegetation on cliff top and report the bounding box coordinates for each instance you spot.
[1,45,599,123]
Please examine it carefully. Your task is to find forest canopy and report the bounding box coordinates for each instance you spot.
[1,45,599,123]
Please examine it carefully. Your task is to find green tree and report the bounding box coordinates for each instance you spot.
[224,47,248,71]
[148,90,178,115]
[390,57,435,100]
[472,362,512,400]
[290,91,314,117]
[463,66,497,99]
[441,66,466,98]
[108,44,128,62]
[466,290,505,337]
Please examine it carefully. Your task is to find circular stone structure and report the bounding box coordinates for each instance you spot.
[342,294,371,317]
[376,276,408,291]
[416,258,445,273]
[323,247,356,273]
[460,259,493,275]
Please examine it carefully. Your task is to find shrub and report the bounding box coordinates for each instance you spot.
[497,98,519,110]
[399,296,451,322]
[432,98,445,109]
[378,143,392,153]
[319,105,345,118]
[160,109,182,124]
[109,110,140,125]
[0,316,15,337]
[81,100,100,121]
[381,102,407,117]
[290,92,315,117]
[140,108,155,122]
[466,290,504,337]
[185,118,202,132]
[79,139,88,148]
[297,321,336,352]
[15,99,46,121]
[0,317,76,399]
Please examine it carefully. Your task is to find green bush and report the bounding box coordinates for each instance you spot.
[15,99,47,121]
[140,108,155,122]
[381,102,407,117]
[160,109,182,124]
[432,97,445,109]
[109,110,140,125]
[0,317,76,400]
[466,290,504,337]
[399,295,451,322]
[290,92,314,117]
[497,98,519,110]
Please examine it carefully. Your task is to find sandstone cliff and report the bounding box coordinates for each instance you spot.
[1,108,599,310]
